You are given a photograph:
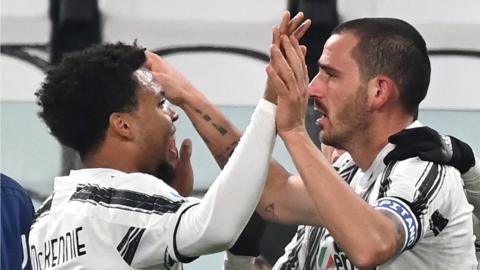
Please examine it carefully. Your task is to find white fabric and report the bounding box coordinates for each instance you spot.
[29,99,276,269]
[223,251,254,270]
[29,170,195,270]
[274,121,477,269]
[176,98,276,256]
[463,156,480,218]
[463,155,480,269]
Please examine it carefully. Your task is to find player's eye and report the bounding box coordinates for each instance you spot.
[158,99,166,108]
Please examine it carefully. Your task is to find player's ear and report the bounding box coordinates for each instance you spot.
[366,75,396,110]
[109,112,134,139]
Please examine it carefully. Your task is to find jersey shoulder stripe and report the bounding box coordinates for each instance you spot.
[412,163,446,218]
[31,194,53,227]
[69,183,186,215]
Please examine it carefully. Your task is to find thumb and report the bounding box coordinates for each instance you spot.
[179,139,192,162]
[300,45,307,57]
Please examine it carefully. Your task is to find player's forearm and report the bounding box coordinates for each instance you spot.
[176,99,276,256]
[178,87,242,168]
[280,129,402,267]
[256,166,322,225]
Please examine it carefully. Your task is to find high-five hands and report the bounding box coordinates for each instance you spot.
[264,11,311,104]
[267,12,310,136]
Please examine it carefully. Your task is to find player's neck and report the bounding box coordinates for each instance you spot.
[82,143,142,174]
[347,114,414,171]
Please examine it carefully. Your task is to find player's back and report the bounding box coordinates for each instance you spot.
[29,168,197,270]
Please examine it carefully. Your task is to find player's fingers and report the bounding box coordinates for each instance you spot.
[293,19,312,40]
[287,12,305,34]
[272,26,280,48]
[278,11,291,36]
[270,43,298,93]
[281,36,304,86]
[300,45,307,57]
[266,64,289,97]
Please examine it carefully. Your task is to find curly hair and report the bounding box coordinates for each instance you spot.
[36,42,146,158]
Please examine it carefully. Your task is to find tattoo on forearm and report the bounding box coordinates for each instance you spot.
[212,123,228,136]
[264,203,278,220]
[203,114,212,121]
[193,107,229,136]
[215,141,239,166]
[194,108,202,115]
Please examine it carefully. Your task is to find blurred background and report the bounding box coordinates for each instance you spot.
[1,0,479,268]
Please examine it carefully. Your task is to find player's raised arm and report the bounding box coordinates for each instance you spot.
[145,12,321,226]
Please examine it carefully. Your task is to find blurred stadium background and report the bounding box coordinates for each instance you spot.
[1,0,479,268]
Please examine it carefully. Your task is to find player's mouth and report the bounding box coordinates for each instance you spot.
[312,99,327,126]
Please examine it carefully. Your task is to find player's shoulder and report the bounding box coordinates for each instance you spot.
[388,157,459,182]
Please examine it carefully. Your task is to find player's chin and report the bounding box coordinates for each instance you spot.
[154,161,176,185]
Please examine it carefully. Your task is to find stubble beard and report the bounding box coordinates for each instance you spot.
[320,84,371,150]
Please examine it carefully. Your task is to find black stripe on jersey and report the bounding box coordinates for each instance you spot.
[172,203,200,263]
[31,194,54,226]
[361,174,377,201]
[69,184,186,215]
[117,226,146,265]
[280,226,307,270]
[412,163,445,218]
[377,162,397,199]
[279,226,306,270]
[304,226,325,270]
[377,162,446,219]
[337,164,359,184]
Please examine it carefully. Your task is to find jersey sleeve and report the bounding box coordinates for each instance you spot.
[373,158,463,251]
[173,99,277,257]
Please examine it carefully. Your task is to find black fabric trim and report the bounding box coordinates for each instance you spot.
[278,226,306,270]
[172,203,200,263]
[304,226,325,270]
[337,164,359,184]
[69,184,185,215]
[361,174,377,201]
[117,227,146,265]
[31,194,54,226]
[117,227,136,254]
[412,164,444,219]
[378,162,397,199]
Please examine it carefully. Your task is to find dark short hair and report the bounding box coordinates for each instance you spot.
[36,42,146,158]
[332,18,431,114]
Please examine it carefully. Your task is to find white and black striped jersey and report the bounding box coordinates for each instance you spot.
[274,122,478,270]
[28,98,278,270]
[29,169,200,270]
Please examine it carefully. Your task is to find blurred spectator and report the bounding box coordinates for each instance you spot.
[1,173,34,270]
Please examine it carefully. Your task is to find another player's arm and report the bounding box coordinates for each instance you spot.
[462,156,480,218]
[174,97,277,257]
[144,12,321,226]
